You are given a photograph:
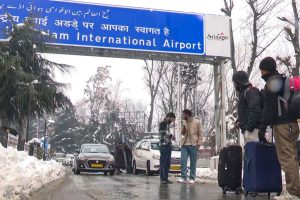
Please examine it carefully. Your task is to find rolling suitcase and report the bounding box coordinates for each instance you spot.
[218,145,243,194]
[243,142,282,198]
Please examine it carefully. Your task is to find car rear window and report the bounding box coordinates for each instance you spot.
[81,145,109,153]
[151,143,160,150]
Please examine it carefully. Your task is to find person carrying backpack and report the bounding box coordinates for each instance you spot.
[232,71,262,144]
[258,57,300,199]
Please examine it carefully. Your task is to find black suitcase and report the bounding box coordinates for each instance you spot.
[218,145,243,194]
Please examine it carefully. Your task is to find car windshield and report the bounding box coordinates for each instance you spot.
[81,145,109,153]
[151,142,160,150]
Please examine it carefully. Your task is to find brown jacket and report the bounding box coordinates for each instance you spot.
[181,118,203,146]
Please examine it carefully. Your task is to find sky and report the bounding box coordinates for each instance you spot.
[51,0,225,104]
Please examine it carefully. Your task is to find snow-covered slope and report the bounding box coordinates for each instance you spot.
[0,145,65,200]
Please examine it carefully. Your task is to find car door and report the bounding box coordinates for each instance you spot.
[138,141,149,170]
[134,141,144,169]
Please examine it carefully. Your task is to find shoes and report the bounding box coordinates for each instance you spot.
[177,178,187,184]
[273,192,300,200]
[188,179,195,184]
[161,180,173,184]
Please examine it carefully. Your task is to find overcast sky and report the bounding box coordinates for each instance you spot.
[51,0,225,104]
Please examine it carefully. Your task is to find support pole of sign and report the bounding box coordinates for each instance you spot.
[176,64,182,146]
[220,60,227,148]
[213,62,221,154]
[213,59,227,154]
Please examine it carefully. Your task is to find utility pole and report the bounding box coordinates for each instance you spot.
[176,64,182,146]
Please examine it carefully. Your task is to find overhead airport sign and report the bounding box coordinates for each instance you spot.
[0,0,230,58]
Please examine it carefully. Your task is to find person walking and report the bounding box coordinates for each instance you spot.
[178,109,203,184]
[232,71,262,144]
[159,112,176,184]
[258,57,300,199]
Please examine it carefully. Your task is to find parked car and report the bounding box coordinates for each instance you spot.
[53,153,66,164]
[72,143,115,175]
[132,138,183,175]
[64,154,75,166]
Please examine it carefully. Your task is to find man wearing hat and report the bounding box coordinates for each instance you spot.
[259,57,300,199]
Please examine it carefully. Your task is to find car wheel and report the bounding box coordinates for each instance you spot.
[109,170,116,176]
[133,160,139,175]
[104,172,108,176]
[74,169,80,175]
[146,161,153,176]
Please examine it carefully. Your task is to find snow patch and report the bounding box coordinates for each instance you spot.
[196,168,218,179]
[0,145,65,199]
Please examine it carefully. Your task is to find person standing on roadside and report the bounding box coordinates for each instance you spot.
[232,71,262,144]
[258,57,300,200]
[159,112,176,184]
[178,109,202,184]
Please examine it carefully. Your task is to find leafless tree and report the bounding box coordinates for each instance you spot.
[143,60,169,132]
[245,0,283,76]
[157,63,177,115]
[278,0,299,76]
[221,0,237,73]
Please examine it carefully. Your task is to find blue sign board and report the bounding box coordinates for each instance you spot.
[0,0,205,55]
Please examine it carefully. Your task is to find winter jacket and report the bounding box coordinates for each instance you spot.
[181,118,202,147]
[159,120,172,146]
[114,144,126,169]
[237,85,262,133]
[260,72,297,129]
[233,71,262,133]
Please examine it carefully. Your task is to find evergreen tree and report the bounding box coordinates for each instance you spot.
[51,107,82,153]
[0,16,72,149]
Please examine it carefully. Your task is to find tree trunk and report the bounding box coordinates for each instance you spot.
[292,0,300,75]
[17,117,27,151]
[147,99,154,132]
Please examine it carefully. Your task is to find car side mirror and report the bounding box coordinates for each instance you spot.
[111,151,114,155]
[75,150,80,154]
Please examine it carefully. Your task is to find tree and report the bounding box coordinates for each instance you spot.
[0,16,72,150]
[50,107,82,153]
[278,0,299,76]
[143,60,169,132]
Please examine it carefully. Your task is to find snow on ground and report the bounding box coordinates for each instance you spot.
[0,145,65,200]
[196,168,218,180]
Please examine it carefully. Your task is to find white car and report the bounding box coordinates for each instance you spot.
[65,154,75,166]
[132,138,183,175]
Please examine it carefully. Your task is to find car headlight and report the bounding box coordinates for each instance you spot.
[78,154,86,161]
[107,156,114,162]
[152,155,160,160]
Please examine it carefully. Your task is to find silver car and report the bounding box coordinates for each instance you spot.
[73,144,115,175]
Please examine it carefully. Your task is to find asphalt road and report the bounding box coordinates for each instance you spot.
[31,169,275,200]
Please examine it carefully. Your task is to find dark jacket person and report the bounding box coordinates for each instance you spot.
[258,57,300,199]
[232,71,262,143]
[114,142,126,174]
[159,112,176,184]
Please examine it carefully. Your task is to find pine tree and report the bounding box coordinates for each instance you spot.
[0,16,72,150]
[51,107,82,153]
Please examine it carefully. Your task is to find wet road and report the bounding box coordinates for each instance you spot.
[31,170,273,200]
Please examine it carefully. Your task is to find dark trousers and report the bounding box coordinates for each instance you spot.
[159,145,172,181]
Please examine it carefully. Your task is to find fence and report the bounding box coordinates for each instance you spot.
[2,133,30,152]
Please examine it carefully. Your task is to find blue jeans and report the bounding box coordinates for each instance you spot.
[181,145,198,180]
[159,145,172,181]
